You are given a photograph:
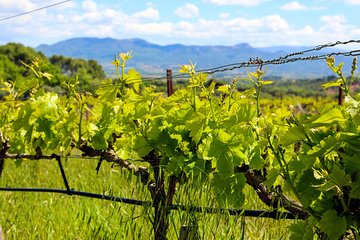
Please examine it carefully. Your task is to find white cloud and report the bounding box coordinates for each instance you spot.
[0,0,35,12]
[205,0,265,6]
[219,13,230,19]
[178,21,195,31]
[174,3,199,18]
[320,15,346,24]
[82,0,97,11]
[281,1,308,11]
[301,25,315,35]
[350,28,360,36]
[162,14,291,45]
[0,0,357,48]
[70,3,124,24]
[320,15,347,32]
[264,15,289,31]
[127,22,174,36]
[346,0,360,4]
[132,7,160,20]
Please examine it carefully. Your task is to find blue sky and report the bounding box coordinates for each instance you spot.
[1,0,360,48]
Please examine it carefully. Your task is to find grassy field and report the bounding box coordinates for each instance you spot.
[1,158,295,239]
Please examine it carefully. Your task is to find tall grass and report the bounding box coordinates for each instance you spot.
[1,158,294,239]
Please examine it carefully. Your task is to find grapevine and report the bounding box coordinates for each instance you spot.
[1,54,360,239]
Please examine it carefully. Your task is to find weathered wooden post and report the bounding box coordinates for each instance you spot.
[167,69,173,97]
[338,86,344,105]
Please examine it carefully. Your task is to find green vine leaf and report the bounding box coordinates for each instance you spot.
[330,165,351,188]
[319,210,347,240]
[212,173,246,208]
[248,146,263,169]
[350,179,360,199]
[311,107,345,125]
[321,78,342,89]
[289,221,314,240]
[91,132,108,150]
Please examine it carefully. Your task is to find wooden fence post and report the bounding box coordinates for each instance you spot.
[338,86,344,105]
[167,69,173,97]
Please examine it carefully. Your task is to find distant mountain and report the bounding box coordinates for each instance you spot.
[259,46,312,54]
[36,37,353,78]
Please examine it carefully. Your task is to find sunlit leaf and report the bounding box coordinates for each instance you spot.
[321,79,342,89]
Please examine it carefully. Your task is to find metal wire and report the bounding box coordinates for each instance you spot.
[197,40,360,75]
[0,152,302,220]
[1,39,359,96]
[0,0,72,22]
[83,39,360,90]
[0,187,301,220]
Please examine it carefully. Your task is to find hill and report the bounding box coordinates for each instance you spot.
[36,37,354,78]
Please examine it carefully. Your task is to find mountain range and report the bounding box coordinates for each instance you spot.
[36,37,354,79]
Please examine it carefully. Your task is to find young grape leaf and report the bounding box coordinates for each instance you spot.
[212,173,246,208]
[350,179,360,199]
[294,169,322,208]
[167,156,185,176]
[14,78,38,97]
[264,168,281,188]
[329,165,351,188]
[185,113,206,144]
[95,80,118,102]
[125,68,142,92]
[289,221,314,240]
[235,105,256,123]
[208,130,242,175]
[343,153,360,175]
[91,132,108,150]
[321,79,342,89]
[281,125,307,146]
[311,108,345,125]
[249,70,265,79]
[248,146,263,169]
[319,210,347,240]
[131,136,152,157]
[259,80,273,86]
[217,85,231,94]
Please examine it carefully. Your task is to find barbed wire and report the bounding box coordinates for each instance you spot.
[285,39,360,58]
[67,46,360,93]
[86,39,360,90]
[198,39,360,74]
[0,0,72,22]
[1,39,360,97]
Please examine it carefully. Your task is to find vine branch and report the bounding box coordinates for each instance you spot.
[235,165,309,220]
[79,143,150,185]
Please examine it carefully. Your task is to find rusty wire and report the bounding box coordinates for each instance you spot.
[198,39,360,74]
[1,39,360,95]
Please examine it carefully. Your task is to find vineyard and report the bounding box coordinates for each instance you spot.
[1,41,360,239]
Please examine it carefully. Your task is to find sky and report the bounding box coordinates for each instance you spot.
[1,0,360,48]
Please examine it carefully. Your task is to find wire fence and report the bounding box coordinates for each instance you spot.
[79,39,360,93]
[0,154,302,220]
[1,39,359,99]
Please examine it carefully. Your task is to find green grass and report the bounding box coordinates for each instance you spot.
[1,158,296,239]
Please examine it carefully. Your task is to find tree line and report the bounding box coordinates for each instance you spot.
[0,43,106,95]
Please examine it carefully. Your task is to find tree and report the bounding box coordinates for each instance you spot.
[0,43,106,94]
